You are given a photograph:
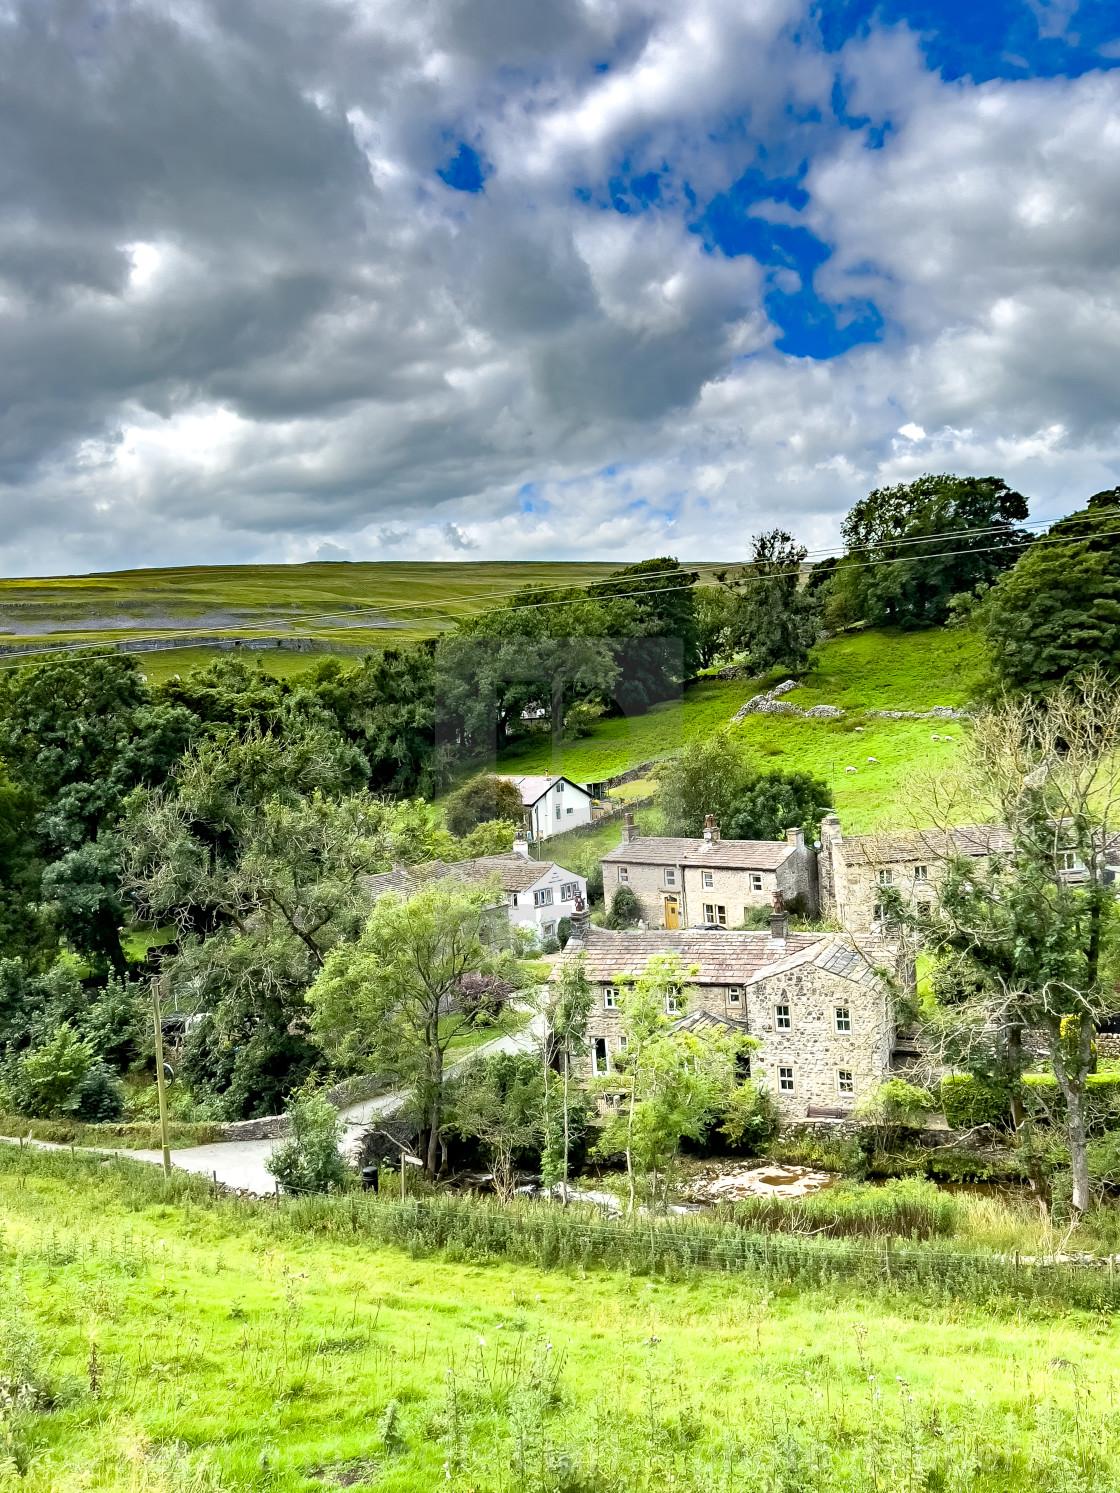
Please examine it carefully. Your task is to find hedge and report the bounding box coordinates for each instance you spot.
[939,1075,1011,1130]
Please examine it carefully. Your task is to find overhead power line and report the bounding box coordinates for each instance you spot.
[0,515,1116,678]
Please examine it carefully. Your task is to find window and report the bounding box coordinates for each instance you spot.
[873,902,886,923]
[727,986,742,1007]
[567,806,574,814]
[509,893,519,908]
[914,865,928,882]
[603,988,617,1009]
[778,1066,795,1092]
[774,1004,791,1031]
[1058,850,1079,872]
[556,779,564,793]
[703,903,727,926]
[559,882,578,902]
[878,868,893,887]
[664,869,677,887]
[593,1038,609,1076]
[617,1035,628,1053]
[917,901,933,916]
[702,870,714,890]
[834,1006,852,1034]
[534,888,554,907]
[750,873,763,892]
[618,867,629,883]
[836,1069,855,1095]
[666,991,681,1015]
[542,921,556,937]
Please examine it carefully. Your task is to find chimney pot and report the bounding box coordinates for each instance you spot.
[769,912,789,943]
[786,826,805,848]
[702,814,721,843]
[567,905,591,944]
[621,812,638,845]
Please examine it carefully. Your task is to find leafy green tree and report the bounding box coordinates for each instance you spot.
[307,877,521,1175]
[540,953,594,1200]
[0,651,198,973]
[893,672,1120,1214]
[654,732,831,841]
[830,473,1030,629]
[443,774,525,838]
[603,885,642,929]
[693,586,735,669]
[0,768,51,967]
[721,530,819,674]
[449,1052,544,1201]
[589,557,700,705]
[592,952,749,1211]
[980,488,1120,693]
[266,1090,349,1194]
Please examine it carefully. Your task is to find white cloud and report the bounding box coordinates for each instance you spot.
[0,0,1117,578]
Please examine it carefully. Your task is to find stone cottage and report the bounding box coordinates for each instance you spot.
[552,906,899,1118]
[599,813,818,928]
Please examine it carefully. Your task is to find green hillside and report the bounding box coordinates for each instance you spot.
[504,626,984,835]
[0,560,621,674]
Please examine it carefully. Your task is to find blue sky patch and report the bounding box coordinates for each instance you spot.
[438,143,489,193]
[815,0,1120,82]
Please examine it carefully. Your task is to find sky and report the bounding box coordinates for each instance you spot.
[2,0,1120,575]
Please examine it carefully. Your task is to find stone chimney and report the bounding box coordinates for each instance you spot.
[567,892,591,945]
[621,812,639,844]
[702,814,721,844]
[785,826,804,848]
[769,888,788,944]
[512,832,530,859]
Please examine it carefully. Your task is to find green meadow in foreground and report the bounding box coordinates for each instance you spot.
[2,1146,1119,1492]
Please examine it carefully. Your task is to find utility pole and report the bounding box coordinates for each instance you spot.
[150,977,172,1179]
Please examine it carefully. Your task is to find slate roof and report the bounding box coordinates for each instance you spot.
[835,825,1013,866]
[551,927,893,988]
[601,836,795,870]
[498,774,591,806]
[363,854,577,901]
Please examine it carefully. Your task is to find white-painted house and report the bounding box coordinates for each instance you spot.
[363,850,587,945]
[499,774,595,841]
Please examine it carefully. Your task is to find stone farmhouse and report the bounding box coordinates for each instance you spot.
[819,814,1120,932]
[498,774,595,841]
[600,813,818,928]
[553,906,899,1118]
[363,850,587,944]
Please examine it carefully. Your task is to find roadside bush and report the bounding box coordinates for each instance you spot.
[74,1063,125,1123]
[6,1025,94,1117]
[940,1074,1012,1130]
[266,1092,349,1195]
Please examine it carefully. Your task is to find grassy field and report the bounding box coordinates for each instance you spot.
[2,1146,1119,1492]
[506,627,984,833]
[0,561,620,667]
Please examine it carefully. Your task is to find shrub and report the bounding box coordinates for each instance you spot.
[855,1079,936,1150]
[10,1025,94,1117]
[1023,1071,1120,1130]
[717,1081,779,1150]
[74,1063,125,1123]
[585,864,604,907]
[604,886,641,929]
[266,1092,349,1195]
[939,1074,1011,1130]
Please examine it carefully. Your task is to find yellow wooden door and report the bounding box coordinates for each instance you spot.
[664,897,680,929]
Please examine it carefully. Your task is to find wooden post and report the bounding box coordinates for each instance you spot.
[150,978,172,1179]
[401,1152,406,1202]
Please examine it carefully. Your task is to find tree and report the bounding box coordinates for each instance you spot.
[123,732,424,1118]
[654,732,831,841]
[897,672,1120,1214]
[449,1052,544,1201]
[830,473,1031,629]
[980,488,1120,694]
[603,885,641,929]
[443,774,525,838]
[721,530,819,675]
[540,953,593,1201]
[589,557,701,704]
[6,1024,94,1117]
[592,952,748,1211]
[306,877,521,1175]
[0,651,198,973]
[693,587,735,669]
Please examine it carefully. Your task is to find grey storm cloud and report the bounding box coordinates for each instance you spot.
[0,0,1119,575]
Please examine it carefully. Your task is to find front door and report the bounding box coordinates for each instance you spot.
[664,896,680,929]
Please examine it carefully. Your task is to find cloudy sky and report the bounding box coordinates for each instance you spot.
[2,0,1120,574]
